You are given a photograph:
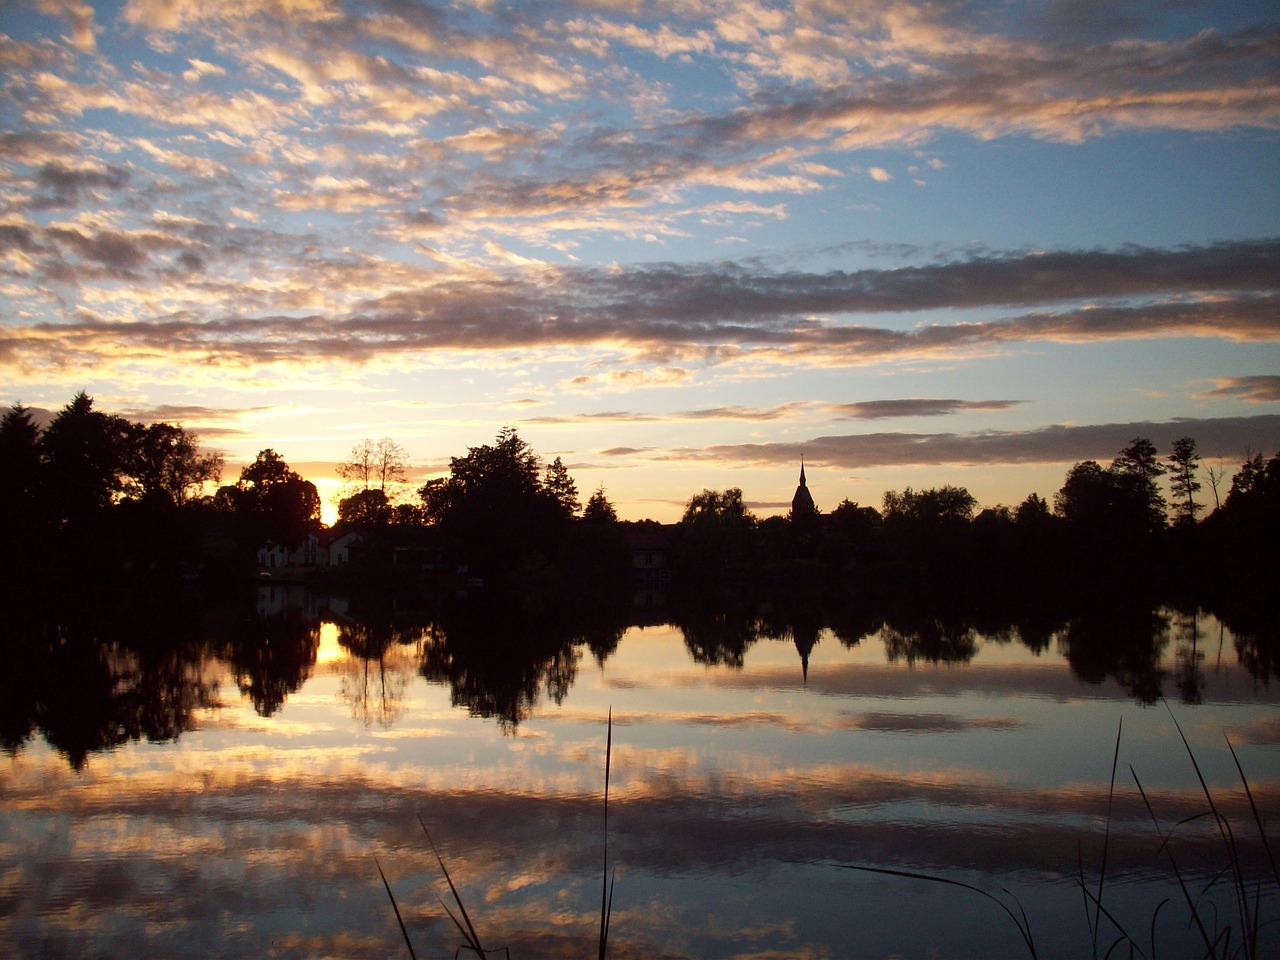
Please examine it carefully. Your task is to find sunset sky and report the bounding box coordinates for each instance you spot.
[3,0,1278,523]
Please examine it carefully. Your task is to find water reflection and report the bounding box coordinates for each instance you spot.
[336,618,415,728]
[418,594,589,729]
[3,584,1278,960]
[3,582,1279,770]
[224,608,320,717]
[1061,603,1170,704]
[0,592,218,770]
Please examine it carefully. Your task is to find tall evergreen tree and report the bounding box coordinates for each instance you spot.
[1167,436,1201,526]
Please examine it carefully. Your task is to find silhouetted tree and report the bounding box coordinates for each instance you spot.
[882,485,976,526]
[1112,436,1167,534]
[1055,446,1168,584]
[671,488,757,590]
[0,403,42,504]
[568,485,631,617]
[229,449,322,548]
[544,456,579,518]
[337,438,408,495]
[40,391,133,527]
[1225,450,1278,506]
[0,404,47,577]
[583,485,618,523]
[1200,450,1280,593]
[126,421,222,507]
[1055,460,1113,526]
[881,485,976,588]
[337,487,391,528]
[1166,436,1201,527]
[418,427,571,585]
[1014,492,1051,526]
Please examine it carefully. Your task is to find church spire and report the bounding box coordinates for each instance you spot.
[791,457,815,517]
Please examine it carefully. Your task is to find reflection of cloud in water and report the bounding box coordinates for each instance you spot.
[711,657,1280,704]
[1226,715,1280,745]
[6,741,1275,960]
[837,711,1022,733]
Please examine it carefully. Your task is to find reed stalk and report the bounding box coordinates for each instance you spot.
[832,702,1275,960]
[598,707,615,960]
[378,708,617,958]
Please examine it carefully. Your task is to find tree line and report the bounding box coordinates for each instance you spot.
[2,394,1277,606]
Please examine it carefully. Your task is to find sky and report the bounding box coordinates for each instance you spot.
[2,0,1278,524]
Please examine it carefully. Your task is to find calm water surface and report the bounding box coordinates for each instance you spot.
[3,588,1277,959]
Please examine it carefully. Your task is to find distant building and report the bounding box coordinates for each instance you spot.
[791,459,816,518]
[256,531,362,571]
[790,459,821,548]
[626,521,674,610]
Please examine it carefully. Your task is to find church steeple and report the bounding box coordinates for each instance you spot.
[791,458,815,517]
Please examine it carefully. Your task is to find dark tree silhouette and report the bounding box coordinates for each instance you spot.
[1054,444,1168,584]
[671,488,757,590]
[544,455,579,518]
[40,392,133,526]
[583,485,618,523]
[226,448,322,549]
[1166,436,1201,526]
[418,427,573,586]
[337,438,408,494]
[1112,436,1167,534]
[0,403,48,579]
[880,485,976,589]
[337,487,391,528]
[0,403,42,504]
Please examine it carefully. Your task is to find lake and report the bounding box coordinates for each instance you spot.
[2,584,1277,959]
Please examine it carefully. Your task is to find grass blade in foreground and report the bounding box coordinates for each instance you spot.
[830,862,1038,959]
[418,815,496,959]
[1090,719,1122,958]
[598,706,614,960]
[375,856,419,960]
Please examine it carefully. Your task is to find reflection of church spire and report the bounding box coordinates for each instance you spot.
[793,628,817,686]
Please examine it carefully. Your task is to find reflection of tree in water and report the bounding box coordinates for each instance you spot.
[673,592,760,668]
[1061,604,1169,704]
[224,611,319,717]
[824,595,882,651]
[336,619,414,728]
[1172,608,1206,705]
[417,595,584,731]
[881,613,979,666]
[1215,600,1280,685]
[1010,606,1066,656]
[580,621,625,668]
[1,593,219,770]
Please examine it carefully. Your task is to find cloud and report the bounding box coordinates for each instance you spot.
[36,0,99,53]
[524,399,1020,428]
[1199,376,1280,404]
[3,238,1274,375]
[674,415,1280,470]
[33,161,131,208]
[524,402,813,426]
[831,399,1022,419]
